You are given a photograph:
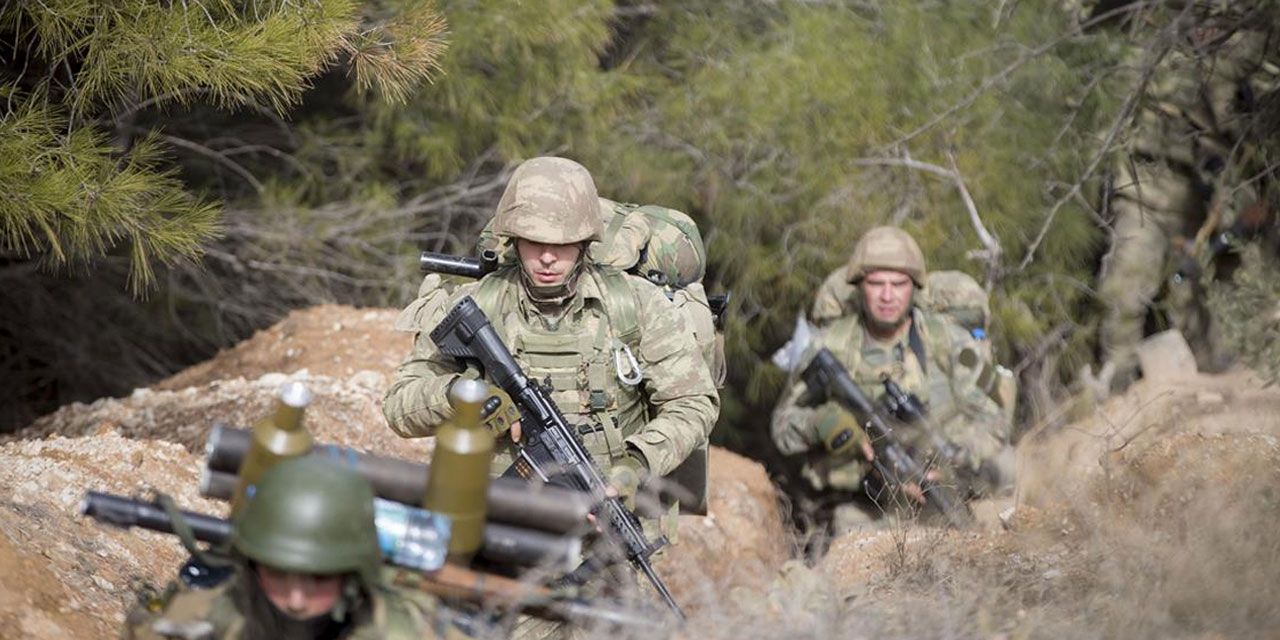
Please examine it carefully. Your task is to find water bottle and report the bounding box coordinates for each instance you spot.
[374,498,452,571]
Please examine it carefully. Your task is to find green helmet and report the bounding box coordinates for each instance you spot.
[233,457,380,585]
[846,226,927,287]
[493,157,604,244]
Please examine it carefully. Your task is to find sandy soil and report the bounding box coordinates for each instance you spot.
[4,304,1279,639]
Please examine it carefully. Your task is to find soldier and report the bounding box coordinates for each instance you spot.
[806,266,1017,425]
[383,155,719,529]
[771,227,1012,534]
[122,457,454,640]
[1094,5,1277,392]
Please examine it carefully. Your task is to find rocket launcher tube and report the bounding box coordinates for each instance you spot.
[90,488,581,573]
[205,424,593,535]
[81,493,616,626]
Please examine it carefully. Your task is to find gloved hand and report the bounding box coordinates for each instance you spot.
[606,452,648,511]
[813,402,869,457]
[478,387,522,437]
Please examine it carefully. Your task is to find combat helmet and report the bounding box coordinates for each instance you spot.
[493,157,604,244]
[233,457,381,587]
[846,226,927,287]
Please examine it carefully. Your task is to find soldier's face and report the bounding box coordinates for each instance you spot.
[255,565,344,620]
[517,239,582,286]
[860,270,914,329]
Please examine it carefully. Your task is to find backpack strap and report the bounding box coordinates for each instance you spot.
[599,201,640,257]
[471,267,517,319]
[915,309,955,377]
[595,267,641,351]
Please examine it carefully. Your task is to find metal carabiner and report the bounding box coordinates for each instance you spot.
[613,342,643,386]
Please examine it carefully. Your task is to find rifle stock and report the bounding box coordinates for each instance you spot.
[800,349,973,529]
[429,296,685,619]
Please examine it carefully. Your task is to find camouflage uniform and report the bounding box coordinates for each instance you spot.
[384,157,719,507]
[122,576,448,640]
[809,266,1017,424]
[477,197,726,389]
[122,458,455,640]
[772,228,1011,531]
[1097,16,1276,389]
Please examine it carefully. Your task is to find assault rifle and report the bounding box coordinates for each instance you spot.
[799,349,973,529]
[419,250,729,323]
[430,296,684,619]
[80,492,658,629]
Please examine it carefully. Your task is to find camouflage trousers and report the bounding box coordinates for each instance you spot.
[1098,160,1231,389]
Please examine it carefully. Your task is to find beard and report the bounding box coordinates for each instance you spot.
[860,298,913,336]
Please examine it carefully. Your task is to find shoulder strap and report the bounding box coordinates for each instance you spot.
[820,315,865,371]
[472,267,517,319]
[916,310,954,376]
[599,201,641,256]
[595,268,641,350]
[907,321,928,376]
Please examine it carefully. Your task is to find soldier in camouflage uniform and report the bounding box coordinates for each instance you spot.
[477,196,726,390]
[1095,5,1277,391]
[808,266,1017,425]
[122,458,455,640]
[383,155,719,522]
[771,227,1012,533]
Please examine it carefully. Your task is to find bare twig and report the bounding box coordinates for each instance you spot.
[148,131,265,193]
[849,153,1004,288]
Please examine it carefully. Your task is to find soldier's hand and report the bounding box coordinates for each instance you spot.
[814,402,869,457]
[606,453,648,512]
[477,386,521,440]
[902,469,941,505]
[861,440,875,462]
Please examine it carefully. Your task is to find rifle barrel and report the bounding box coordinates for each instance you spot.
[81,491,233,544]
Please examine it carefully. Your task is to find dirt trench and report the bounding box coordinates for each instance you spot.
[4,305,1280,639]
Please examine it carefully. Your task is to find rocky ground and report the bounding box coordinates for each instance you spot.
[2,305,1278,639]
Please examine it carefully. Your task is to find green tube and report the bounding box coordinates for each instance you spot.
[423,380,495,561]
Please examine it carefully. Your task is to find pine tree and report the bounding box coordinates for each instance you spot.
[0,0,447,429]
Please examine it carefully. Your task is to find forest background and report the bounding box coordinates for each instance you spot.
[3,0,1278,466]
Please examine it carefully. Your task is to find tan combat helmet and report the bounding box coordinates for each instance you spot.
[846,226,927,287]
[493,157,604,244]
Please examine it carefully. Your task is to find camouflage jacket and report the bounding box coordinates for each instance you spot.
[383,264,719,479]
[121,580,449,640]
[770,307,1009,491]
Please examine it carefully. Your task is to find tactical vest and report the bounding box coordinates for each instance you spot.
[469,265,711,514]
[823,309,962,426]
[470,266,648,472]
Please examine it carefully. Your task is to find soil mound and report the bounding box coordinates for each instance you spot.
[1,305,789,638]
